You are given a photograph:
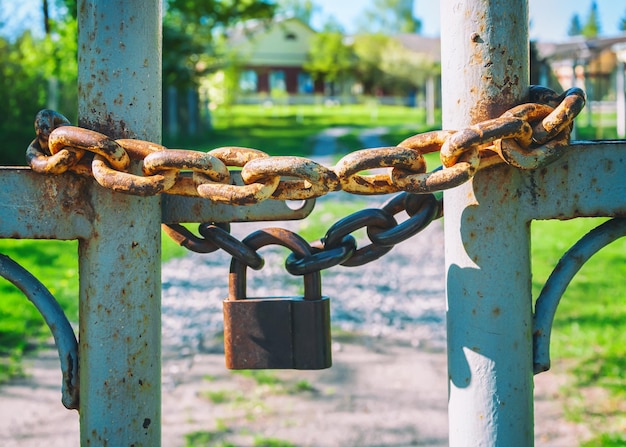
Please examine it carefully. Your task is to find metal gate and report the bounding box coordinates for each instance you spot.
[1,0,624,446]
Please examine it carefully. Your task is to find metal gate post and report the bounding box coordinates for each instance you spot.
[77,1,162,445]
[441,0,533,445]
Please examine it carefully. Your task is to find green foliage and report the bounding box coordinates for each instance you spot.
[253,437,295,447]
[184,429,233,447]
[581,433,626,447]
[352,34,389,94]
[620,10,626,32]
[0,239,79,382]
[0,13,78,165]
[568,14,583,36]
[582,1,601,39]
[350,33,438,95]
[203,389,232,404]
[277,0,320,27]
[378,39,439,89]
[303,31,354,83]
[289,379,315,393]
[531,218,626,436]
[232,369,281,386]
[163,0,276,89]
[356,0,421,34]
[0,33,45,164]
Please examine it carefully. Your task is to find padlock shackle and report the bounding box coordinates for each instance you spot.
[229,228,322,300]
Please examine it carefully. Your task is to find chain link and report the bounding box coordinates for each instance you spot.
[25,86,585,275]
[163,189,443,275]
[284,191,443,274]
[27,86,586,204]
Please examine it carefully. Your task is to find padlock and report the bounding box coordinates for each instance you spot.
[223,228,332,370]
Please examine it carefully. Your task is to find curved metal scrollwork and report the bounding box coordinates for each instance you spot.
[533,218,626,374]
[0,254,79,410]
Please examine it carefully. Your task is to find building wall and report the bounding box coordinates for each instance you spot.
[235,19,316,67]
[241,65,323,95]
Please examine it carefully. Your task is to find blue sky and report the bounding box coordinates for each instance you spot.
[310,0,625,42]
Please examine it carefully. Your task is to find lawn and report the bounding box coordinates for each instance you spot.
[164,102,431,155]
[532,218,626,443]
[1,104,624,444]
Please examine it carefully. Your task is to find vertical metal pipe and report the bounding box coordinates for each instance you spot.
[616,59,625,139]
[77,1,162,445]
[441,0,533,445]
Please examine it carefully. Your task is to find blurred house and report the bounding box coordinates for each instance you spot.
[219,16,440,108]
[535,35,626,99]
[194,16,626,137]
[535,34,626,137]
[226,16,324,102]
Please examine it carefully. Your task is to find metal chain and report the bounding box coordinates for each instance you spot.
[27,86,586,204]
[170,190,443,275]
[286,191,443,273]
[25,85,585,275]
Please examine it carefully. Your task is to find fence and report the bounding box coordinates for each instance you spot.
[1,0,624,446]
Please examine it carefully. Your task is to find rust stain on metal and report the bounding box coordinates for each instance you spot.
[80,114,133,140]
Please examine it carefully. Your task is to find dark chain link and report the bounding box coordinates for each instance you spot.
[165,190,443,276]
[286,191,443,272]
[163,222,264,270]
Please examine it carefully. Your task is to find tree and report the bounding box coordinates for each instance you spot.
[619,9,626,31]
[379,39,438,90]
[582,1,601,39]
[278,0,320,27]
[568,14,582,36]
[303,30,354,93]
[352,34,389,94]
[163,0,276,90]
[0,31,51,163]
[161,0,276,138]
[351,33,438,96]
[356,0,422,35]
[0,0,78,164]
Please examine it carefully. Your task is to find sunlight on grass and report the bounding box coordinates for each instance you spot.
[531,217,626,439]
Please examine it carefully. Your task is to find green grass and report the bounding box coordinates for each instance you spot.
[231,369,282,386]
[531,218,626,440]
[184,429,233,447]
[253,437,295,447]
[165,103,431,156]
[0,240,79,379]
[574,110,619,140]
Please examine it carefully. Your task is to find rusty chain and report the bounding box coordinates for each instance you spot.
[27,86,585,202]
[26,85,585,274]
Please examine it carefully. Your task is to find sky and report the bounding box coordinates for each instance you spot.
[1,0,624,43]
[310,0,626,42]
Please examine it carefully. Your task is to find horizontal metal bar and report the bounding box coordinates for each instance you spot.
[0,168,94,240]
[520,141,626,220]
[0,168,315,240]
[3,140,622,239]
[161,172,315,222]
[161,194,315,223]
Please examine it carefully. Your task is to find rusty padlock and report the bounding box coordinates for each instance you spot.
[223,228,332,370]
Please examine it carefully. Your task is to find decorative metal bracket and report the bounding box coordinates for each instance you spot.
[0,254,79,409]
[533,218,626,374]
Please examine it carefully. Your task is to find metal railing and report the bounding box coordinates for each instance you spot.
[0,0,624,446]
